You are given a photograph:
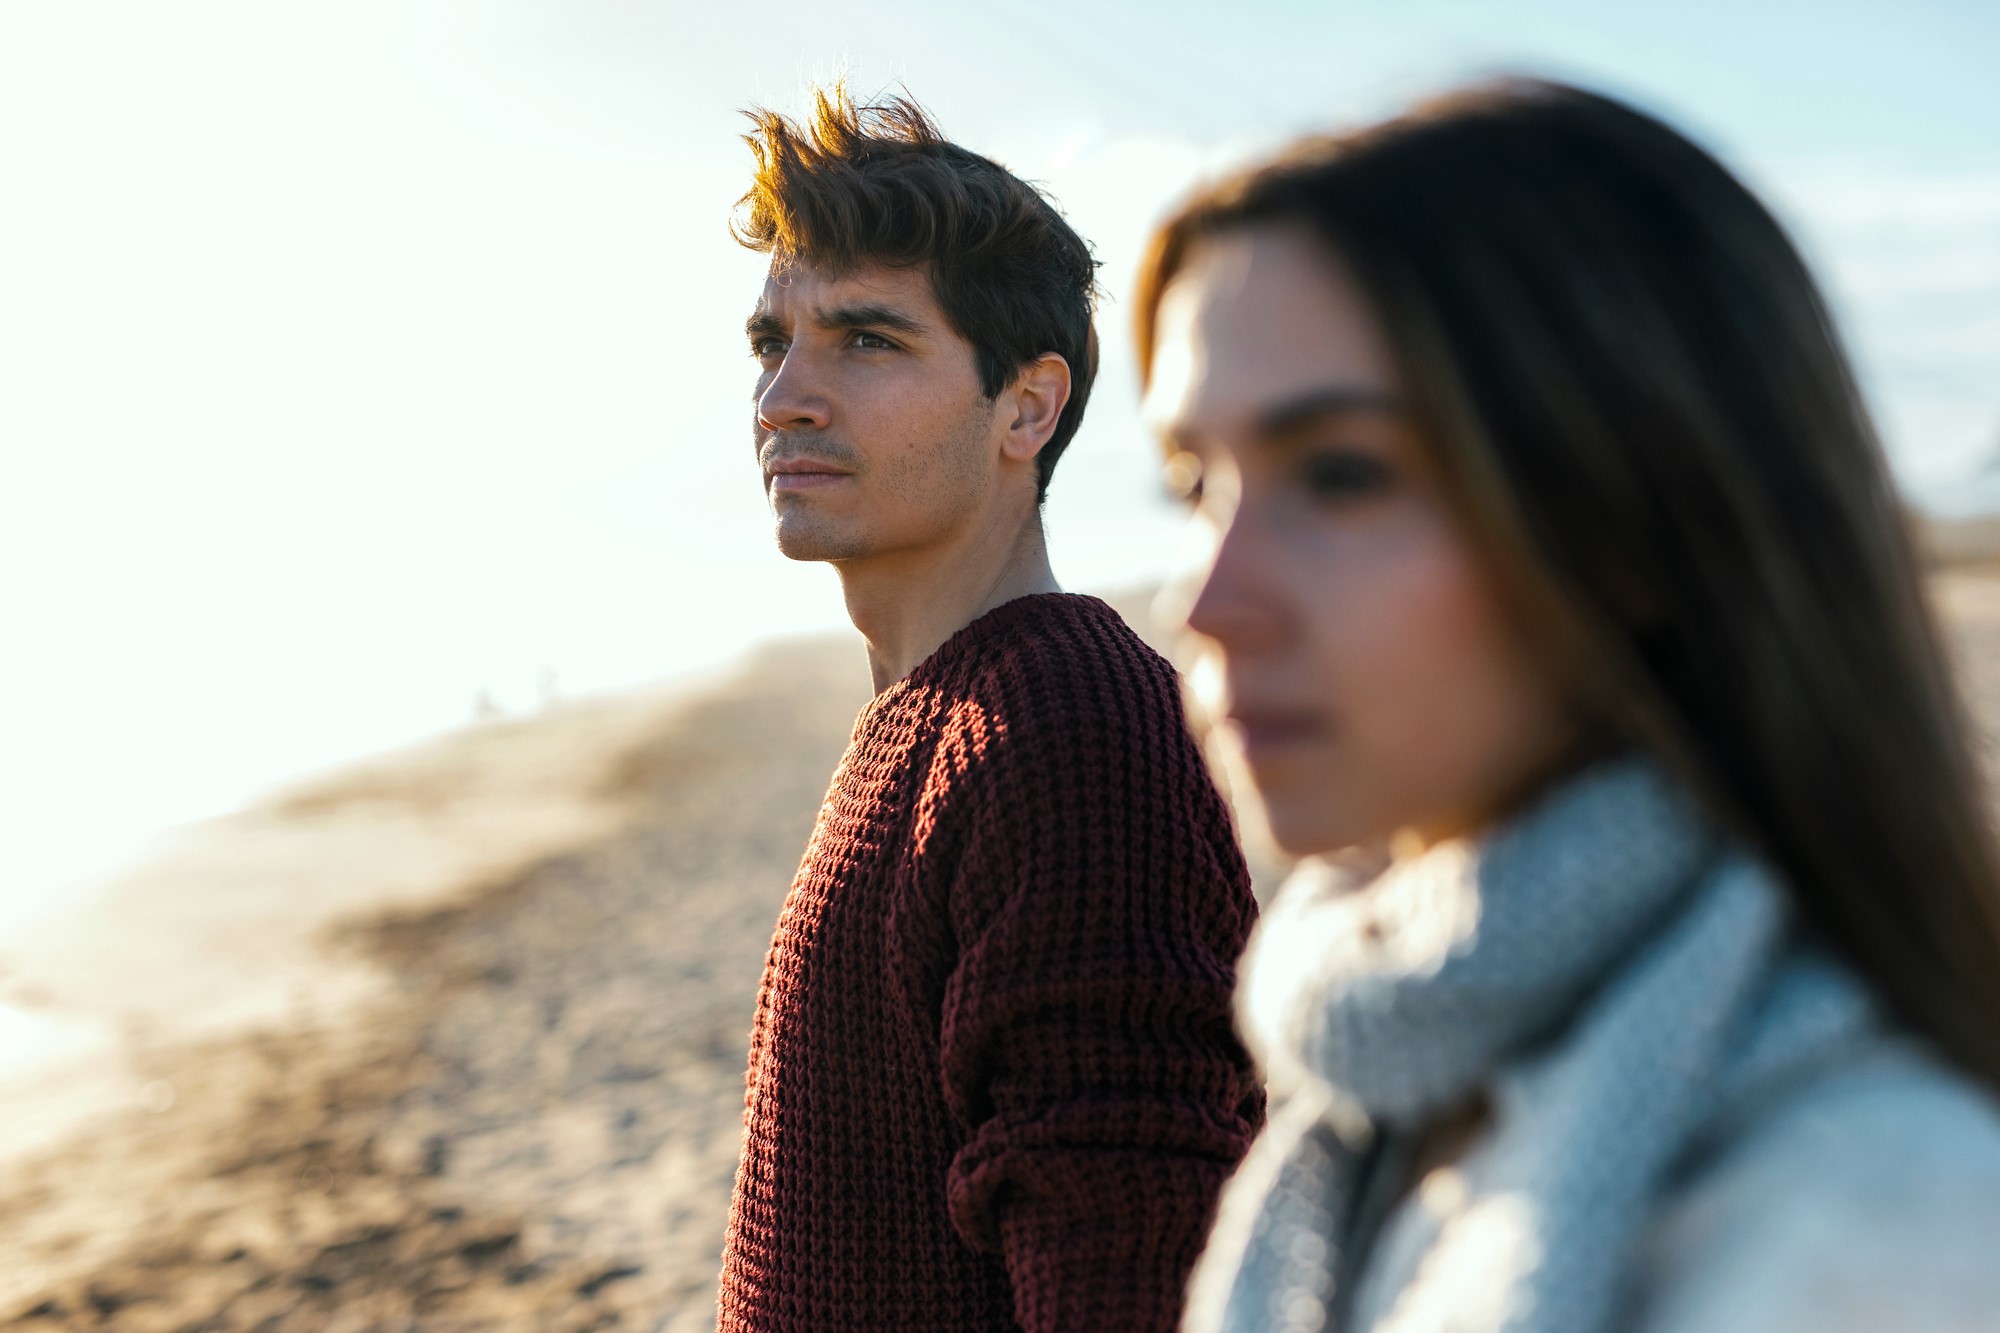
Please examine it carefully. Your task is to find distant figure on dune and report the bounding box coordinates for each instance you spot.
[715,85,1265,1332]
[1132,79,2000,1332]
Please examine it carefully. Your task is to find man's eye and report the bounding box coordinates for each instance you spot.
[1162,451,1204,505]
[852,331,896,350]
[1300,450,1391,501]
[751,337,786,358]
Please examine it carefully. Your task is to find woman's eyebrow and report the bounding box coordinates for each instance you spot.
[1255,387,1402,439]
[1153,388,1402,457]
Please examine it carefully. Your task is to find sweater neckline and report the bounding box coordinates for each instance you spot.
[868,591,1108,708]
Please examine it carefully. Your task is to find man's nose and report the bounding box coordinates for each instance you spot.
[756,353,832,434]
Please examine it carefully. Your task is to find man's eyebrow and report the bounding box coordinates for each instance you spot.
[1254,387,1402,439]
[814,303,927,337]
[745,304,928,344]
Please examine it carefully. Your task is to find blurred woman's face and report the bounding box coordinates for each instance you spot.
[1145,226,1581,859]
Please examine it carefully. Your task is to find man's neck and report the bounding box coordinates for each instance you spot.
[838,509,1062,694]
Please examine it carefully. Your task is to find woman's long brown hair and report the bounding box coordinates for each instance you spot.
[1136,80,2000,1088]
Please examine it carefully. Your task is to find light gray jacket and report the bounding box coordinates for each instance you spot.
[1634,1039,2000,1332]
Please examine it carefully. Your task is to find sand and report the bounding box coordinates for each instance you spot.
[0,574,1994,1331]
[0,634,871,1331]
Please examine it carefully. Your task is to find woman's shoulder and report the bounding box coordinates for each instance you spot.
[1630,1040,2000,1333]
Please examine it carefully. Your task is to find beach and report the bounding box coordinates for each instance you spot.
[0,570,1995,1331]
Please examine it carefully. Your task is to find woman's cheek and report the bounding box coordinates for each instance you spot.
[1321,518,1516,829]
[1398,540,1571,835]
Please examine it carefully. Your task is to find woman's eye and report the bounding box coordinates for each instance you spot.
[1300,450,1391,501]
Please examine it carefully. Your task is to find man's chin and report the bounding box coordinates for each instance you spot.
[773,519,868,564]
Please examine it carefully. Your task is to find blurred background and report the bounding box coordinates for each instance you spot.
[1,1,1995,1328]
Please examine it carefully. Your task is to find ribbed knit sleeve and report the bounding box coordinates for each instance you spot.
[933,616,1264,1332]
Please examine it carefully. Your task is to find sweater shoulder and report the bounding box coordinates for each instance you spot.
[1630,1041,2000,1333]
[905,595,1206,822]
[942,594,1181,728]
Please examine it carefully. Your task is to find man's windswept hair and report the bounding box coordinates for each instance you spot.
[734,84,1100,501]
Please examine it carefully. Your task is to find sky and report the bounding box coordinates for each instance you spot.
[2,0,1997,926]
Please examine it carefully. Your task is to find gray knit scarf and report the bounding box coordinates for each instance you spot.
[1183,755,1879,1333]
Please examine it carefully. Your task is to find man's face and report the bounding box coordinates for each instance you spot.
[748,261,999,564]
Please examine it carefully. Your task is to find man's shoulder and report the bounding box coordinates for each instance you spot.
[950,593,1177,716]
[914,594,1200,795]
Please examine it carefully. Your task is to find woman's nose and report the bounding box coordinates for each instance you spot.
[1184,521,1292,657]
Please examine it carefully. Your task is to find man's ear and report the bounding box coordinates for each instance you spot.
[998,353,1073,465]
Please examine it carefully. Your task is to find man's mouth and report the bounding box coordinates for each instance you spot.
[765,457,853,493]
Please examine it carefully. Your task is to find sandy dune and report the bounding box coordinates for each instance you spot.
[0,574,1994,1330]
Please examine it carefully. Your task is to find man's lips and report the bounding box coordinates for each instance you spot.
[764,457,853,492]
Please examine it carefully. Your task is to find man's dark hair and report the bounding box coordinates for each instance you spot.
[734,84,1100,502]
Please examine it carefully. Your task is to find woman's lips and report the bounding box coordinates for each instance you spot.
[1225,709,1331,764]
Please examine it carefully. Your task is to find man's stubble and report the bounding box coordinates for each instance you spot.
[771,400,996,565]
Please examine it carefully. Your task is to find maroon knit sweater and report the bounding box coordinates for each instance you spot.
[717,593,1264,1332]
